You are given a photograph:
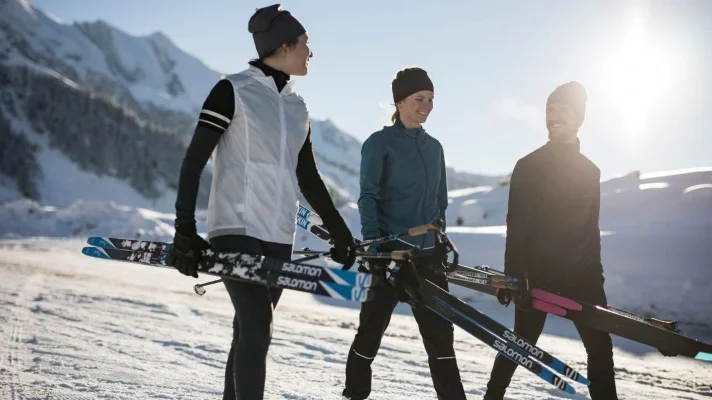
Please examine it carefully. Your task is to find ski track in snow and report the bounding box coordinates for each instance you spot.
[0,239,710,400]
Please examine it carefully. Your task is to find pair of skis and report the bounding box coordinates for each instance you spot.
[82,237,376,303]
[293,205,589,394]
[448,265,712,362]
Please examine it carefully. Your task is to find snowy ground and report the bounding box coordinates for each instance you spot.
[1,239,711,400]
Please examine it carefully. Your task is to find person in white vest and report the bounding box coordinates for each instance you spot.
[166,4,356,399]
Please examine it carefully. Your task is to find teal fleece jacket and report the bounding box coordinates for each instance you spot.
[357,119,448,251]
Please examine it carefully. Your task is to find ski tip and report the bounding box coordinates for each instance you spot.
[695,352,712,362]
[81,246,110,259]
[87,237,115,248]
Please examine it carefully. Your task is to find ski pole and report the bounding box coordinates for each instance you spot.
[291,251,331,263]
[352,219,445,251]
[194,278,223,295]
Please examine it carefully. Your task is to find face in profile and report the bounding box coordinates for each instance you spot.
[281,33,312,76]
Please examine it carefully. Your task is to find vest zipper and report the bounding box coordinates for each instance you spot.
[274,95,287,230]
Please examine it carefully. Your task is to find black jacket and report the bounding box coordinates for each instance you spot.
[504,139,603,289]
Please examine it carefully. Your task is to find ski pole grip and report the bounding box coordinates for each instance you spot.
[390,248,420,261]
[407,223,440,236]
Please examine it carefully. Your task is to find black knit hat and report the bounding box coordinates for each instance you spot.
[547,81,587,120]
[392,67,434,103]
[248,4,306,59]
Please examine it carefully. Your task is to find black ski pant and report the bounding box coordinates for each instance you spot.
[209,235,292,400]
[484,278,618,400]
[343,257,467,400]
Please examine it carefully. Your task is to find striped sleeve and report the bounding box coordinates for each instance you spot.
[197,79,234,133]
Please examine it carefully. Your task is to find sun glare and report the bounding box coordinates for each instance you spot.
[599,16,675,139]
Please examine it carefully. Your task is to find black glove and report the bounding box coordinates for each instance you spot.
[359,245,386,274]
[166,229,211,278]
[329,225,356,270]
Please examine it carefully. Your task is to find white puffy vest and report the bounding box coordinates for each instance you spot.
[206,66,310,245]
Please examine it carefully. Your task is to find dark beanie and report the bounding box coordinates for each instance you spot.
[392,67,434,103]
[248,4,306,59]
[547,81,587,120]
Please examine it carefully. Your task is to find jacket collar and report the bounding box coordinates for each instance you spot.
[546,137,581,153]
[243,65,295,95]
[394,118,426,139]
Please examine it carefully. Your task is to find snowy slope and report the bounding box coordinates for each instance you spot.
[1,166,711,326]
[443,167,712,323]
[309,118,363,202]
[446,167,712,229]
[1,239,710,399]
[0,0,220,113]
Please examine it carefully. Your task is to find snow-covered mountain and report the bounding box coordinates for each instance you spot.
[0,0,497,211]
[0,0,219,114]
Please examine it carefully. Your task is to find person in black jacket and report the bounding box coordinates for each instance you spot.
[483,82,619,400]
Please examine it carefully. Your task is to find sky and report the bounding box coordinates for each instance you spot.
[31,0,712,177]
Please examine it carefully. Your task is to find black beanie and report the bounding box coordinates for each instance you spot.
[547,81,587,120]
[392,67,434,103]
[248,4,306,59]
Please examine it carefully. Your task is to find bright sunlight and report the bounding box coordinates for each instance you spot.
[599,16,677,139]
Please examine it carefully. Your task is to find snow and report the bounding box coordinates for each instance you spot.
[444,167,712,324]
[309,118,364,201]
[0,168,711,398]
[35,143,177,212]
[1,1,711,396]
[1,239,710,399]
[2,116,179,212]
[0,174,24,204]
[1,166,711,326]
[0,0,220,114]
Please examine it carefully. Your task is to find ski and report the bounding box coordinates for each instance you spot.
[87,236,170,252]
[422,279,577,393]
[448,265,712,362]
[86,237,368,287]
[293,205,589,391]
[534,293,712,361]
[433,283,589,385]
[81,245,374,303]
[296,205,334,244]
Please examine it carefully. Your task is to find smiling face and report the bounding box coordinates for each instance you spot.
[546,102,582,142]
[396,90,434,128]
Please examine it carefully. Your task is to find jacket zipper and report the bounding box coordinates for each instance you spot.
[415,133,429,249]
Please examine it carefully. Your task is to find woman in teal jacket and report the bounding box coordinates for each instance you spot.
[342,67,466,400]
